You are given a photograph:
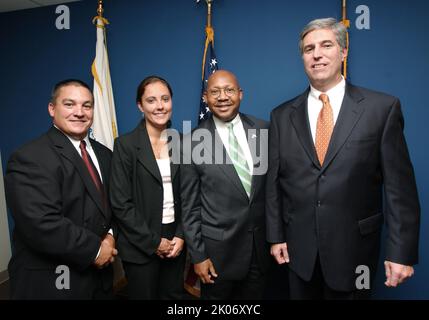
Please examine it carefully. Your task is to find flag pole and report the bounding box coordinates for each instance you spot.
[200,0,215,80]
[341,0,350,79]
[207,0,212,28]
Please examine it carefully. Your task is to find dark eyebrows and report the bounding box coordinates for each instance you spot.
[61,98,93,105]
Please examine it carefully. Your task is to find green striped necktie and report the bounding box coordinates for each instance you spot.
[227,122,252,197]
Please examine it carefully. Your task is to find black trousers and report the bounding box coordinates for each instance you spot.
[288,255,371,300]
[201,246,266,300]
[122,223,186,300]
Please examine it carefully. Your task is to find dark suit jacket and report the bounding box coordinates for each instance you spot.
[109,120,183,265]
[266,83,420,291]
[181,113,271,281]
[5,127,113,299]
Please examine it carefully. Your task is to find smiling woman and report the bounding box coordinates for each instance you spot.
[109,75,186,300]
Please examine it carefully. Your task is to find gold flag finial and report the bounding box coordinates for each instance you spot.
[97,0,104,17]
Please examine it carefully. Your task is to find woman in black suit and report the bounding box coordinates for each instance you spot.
[110,76,185,299]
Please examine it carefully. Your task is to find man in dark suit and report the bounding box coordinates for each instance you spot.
[266,18,420,299]
[5,79,117,299]
[181,70,271,299]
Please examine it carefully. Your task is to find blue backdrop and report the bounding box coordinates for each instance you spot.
[0,0,427,299]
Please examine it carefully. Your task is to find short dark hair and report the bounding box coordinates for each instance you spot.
[50,79,92,104]
[136,75,173,104]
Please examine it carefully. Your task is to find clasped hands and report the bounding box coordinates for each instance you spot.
[156,237,184,259]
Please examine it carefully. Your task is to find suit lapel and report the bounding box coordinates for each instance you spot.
[290,89,321,169]
[321,84,365,171]
[135,121,162,185]
[47,127,106,216]
[204,117,249,200]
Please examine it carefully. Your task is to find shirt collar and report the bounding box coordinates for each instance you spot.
[213,113,241,129]
[309,76,346,100]
[54,125,91,149]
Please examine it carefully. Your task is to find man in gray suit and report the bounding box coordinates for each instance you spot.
[181,70,271,299]
[266,18,420,299]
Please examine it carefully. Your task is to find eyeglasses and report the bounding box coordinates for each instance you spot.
[207,87,239,98]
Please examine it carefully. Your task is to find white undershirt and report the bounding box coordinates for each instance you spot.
[156,158,175,224]
[307,77,346,143]
[213,114,254,175]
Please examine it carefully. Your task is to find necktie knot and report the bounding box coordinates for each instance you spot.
[319,93,330,104]
[79,140,87,150]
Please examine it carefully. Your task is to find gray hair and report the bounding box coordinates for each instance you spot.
[299,18,347,54]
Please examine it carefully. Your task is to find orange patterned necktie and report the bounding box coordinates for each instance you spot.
[315,93,334,165]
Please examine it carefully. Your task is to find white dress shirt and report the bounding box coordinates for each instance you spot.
[213,114,254,175]
[63,133,103,182]
[307,77,346,143]
[156,158,175,224]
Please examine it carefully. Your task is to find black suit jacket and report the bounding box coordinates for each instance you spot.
[266,83,420,291]
[5,127,113,299]
[181,113,271,281]
[109,120,183,265]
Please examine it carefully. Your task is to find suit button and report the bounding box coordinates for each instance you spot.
[317,201,321,207]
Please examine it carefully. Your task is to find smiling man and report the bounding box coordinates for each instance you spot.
[5,79,117,299]
[181,70,271,300]
[266,18,420,299]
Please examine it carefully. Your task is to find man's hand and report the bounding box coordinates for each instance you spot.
[270,242,290,264]
[384,261,414,287]
[156,238,175,258]
[194,259,218,284]
[166,237,184,258]
[94,234,118,269]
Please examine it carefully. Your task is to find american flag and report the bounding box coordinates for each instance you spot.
[198,29,219,123]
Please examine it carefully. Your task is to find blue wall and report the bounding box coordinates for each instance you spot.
[1,0,427,299]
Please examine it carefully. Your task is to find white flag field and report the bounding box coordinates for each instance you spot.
[91,16,118,150]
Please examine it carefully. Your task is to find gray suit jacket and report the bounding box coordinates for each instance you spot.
[181,113,271,281]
